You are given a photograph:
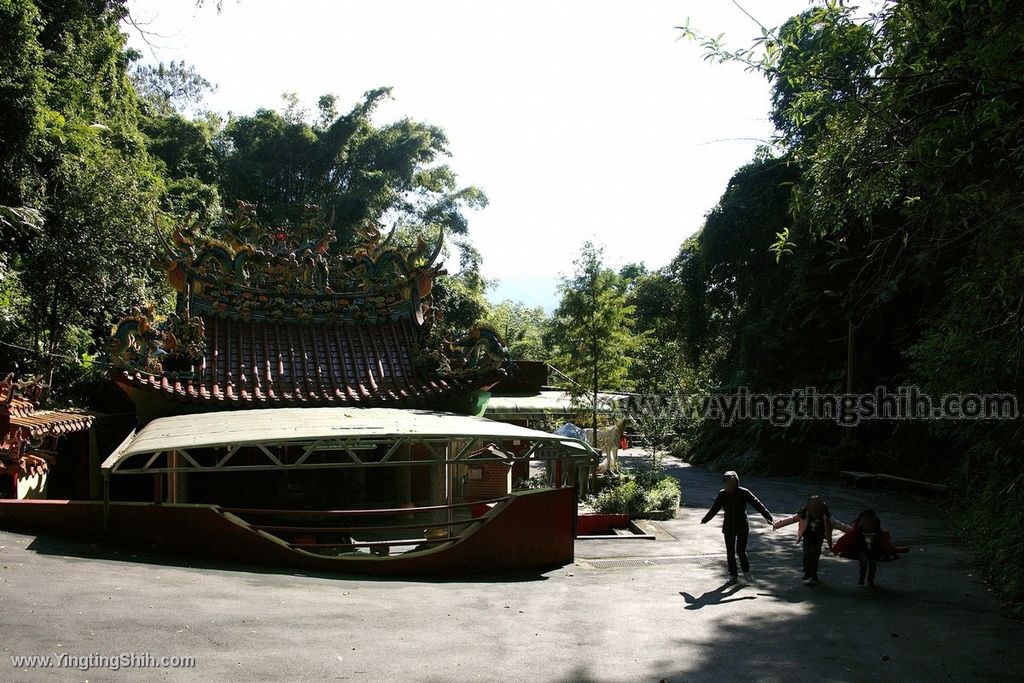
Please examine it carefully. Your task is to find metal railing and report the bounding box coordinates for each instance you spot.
[224,496,512,554]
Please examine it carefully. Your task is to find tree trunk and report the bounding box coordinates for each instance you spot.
[44,285,62,402]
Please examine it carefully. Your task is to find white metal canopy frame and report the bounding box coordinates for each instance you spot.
[101,407,600,477]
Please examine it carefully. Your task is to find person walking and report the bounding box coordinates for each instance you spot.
[700,471,774,584]
[773,495,849,585]
[831,509,908,588]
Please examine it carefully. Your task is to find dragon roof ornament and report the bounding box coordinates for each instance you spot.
[106,202,511,408]
[160,201,444,325]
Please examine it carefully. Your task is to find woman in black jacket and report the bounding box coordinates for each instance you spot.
[700,471,774,583]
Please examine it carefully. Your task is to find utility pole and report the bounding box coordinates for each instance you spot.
[842,317,854,444]
[590,266,599,447]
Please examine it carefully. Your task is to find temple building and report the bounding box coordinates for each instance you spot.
[16,203,601,575]
[0,373,95,500]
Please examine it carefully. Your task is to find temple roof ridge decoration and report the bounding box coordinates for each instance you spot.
[161,201,444,325]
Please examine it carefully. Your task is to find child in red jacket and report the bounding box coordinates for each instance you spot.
[831,509,908,587]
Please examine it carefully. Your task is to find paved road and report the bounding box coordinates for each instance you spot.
[1,452,1021,682]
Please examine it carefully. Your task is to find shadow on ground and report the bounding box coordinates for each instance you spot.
[680,582,757,609]
[600,452,1022,682]
[16,529,551,584]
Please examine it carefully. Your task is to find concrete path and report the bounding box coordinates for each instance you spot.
[1,451,1021,682]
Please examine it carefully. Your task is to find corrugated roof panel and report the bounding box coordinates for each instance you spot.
[103,406,592,469]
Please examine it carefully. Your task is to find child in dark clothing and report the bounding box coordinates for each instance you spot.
[701,471,774,583]
[832,509,908,587]
[773,495,850,584]
[855,511,882,586]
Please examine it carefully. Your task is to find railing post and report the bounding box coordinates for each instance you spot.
[102,471,110,532]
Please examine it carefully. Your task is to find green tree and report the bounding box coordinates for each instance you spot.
[547,242,639,440]
[215,89,491,341]
[0,0,45,208]
[430,241,491,340]
[130,60,216,117]
[217,88,487,247]
[0,0,169,401]
[139,111,223,224]
[482,300,549,361]
[129,57,222,222]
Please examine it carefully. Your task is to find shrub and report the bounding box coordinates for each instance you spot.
[647,477,682,512]
[669,436,690,459]
[590,480,646,516]
[589,471,681,517]
[514,472,549,491]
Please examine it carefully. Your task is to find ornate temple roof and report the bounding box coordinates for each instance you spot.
[1,374,95,437]
[111,316,494,407]
[1,374,95,477]
[108,203,507,416]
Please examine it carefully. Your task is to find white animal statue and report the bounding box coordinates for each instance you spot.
[583,418,628,474]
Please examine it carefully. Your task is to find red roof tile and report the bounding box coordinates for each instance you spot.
[9,410,95,437]
[1,372,95,441]
[114,316,498,408]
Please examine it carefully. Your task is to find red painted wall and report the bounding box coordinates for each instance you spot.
[576,513,630,535]
[0,487,576,576]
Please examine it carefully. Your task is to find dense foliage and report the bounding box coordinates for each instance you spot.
[589,465,681,517]
[0,0,493,404]
[0,0,167,402]
[658,0,1024,606]
[482,300,549,361]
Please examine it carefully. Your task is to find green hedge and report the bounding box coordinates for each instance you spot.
[589,473,681,517]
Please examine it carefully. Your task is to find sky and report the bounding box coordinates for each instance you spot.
[126,0,818,311]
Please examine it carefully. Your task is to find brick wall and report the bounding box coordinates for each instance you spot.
[465,461,511,499]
